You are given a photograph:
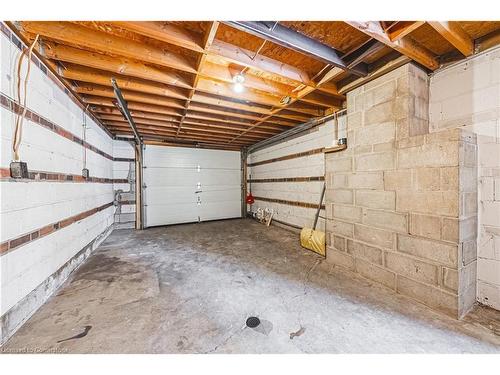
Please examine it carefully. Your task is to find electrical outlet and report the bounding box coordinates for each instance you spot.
[10,161,29,179]
[82,168,89,179]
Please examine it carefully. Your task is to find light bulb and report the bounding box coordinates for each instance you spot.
[233,82,244,93]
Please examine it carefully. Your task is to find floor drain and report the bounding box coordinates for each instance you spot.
[246,316,261,328]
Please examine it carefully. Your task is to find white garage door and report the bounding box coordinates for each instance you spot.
[143,145,242,227]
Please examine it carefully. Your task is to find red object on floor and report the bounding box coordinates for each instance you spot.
[245,192,255,204]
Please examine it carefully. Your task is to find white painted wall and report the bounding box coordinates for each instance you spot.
[429,47,500,310]
[0,27,117,339]
[247,117,345,230]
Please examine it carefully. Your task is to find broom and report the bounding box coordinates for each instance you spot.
[300,182,326,256]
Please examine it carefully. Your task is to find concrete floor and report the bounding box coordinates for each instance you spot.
[3,219,500,353]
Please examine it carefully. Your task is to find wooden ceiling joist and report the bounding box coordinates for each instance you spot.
[74,84,186,109]
[94,108,181,123]
[61,64,189,100]
[38,41,193,89]
[108,125,257,144]
[345,21,439,70]
[428,21,474,56]
[176,21,220,136]
[386,21,425,41]
[20,22,198,74]
[209,39,312,86]
[111,21,205,53]
[84,97,184,116]
[186,102,300,127]
[105,121,265,140]
[198,61,296,98]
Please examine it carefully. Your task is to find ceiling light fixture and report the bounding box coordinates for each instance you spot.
[232,73,245,93]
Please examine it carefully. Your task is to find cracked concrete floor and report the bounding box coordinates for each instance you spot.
[3,219,500,353]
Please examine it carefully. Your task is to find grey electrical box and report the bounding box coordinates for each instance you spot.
[82,168,90,179]
[10,161,29,179]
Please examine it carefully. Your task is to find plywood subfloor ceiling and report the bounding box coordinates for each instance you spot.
[10,21,500,150]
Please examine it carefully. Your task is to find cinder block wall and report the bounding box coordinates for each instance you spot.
[325,63,478,318]
[0,25,124,343]
[430,47,500,310]
[247,118,344,230]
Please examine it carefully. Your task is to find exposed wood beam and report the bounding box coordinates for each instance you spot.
[316,81,341,96]
[428,21,474,56]
[187,102,299,127]
[60,64,189,100]
[177,21,220,136]
[93,107,181,123]
[209,39,312,86]
[94,101,294,129]
[117,134,251,148]
[342,39,386,69]
[101,21,313,92]
[105,120,264,140]
[337,55,411,94]
[387,21,425,41]
[182,117,279,135]
[199,61,296,98]
[38,41,192,89]
[74,84,187,109]
[298,91,343,108]
[20,22,198,74]
[111,21,205,53]
[345,21,439,70]
[83,97,184,116]
[225,21,367,77]
[196,77,284,107]
[185,111,285,132]
[191,92,270,115]
[475,29,500,54]
[107,125,258,144]
[42,40,299,103]
[98,108,283,135]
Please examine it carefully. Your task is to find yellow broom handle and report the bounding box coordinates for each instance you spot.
[312,183,326,230]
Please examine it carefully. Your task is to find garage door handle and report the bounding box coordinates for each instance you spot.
[195,190,203,194]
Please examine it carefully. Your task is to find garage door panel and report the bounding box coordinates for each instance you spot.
[198,170,241,186]
[200,202,241,222]
[145,169,240,186]
[144,147,240,169]
[144,168,199,187]
[143,145,241,227]
[146,203,199,226]
[144,147,199,168]
[201,188,241,202]
[193,149,241,169]
[145,186,197,205]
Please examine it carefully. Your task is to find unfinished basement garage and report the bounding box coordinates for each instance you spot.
[1,3,500,365]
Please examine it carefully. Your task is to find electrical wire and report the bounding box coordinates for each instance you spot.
[12,34,39,161]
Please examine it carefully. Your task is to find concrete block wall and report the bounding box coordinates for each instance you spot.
[430,47,500,310]
[325,63,478,318]
[247,118,344,230]
[0,25,120,343]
